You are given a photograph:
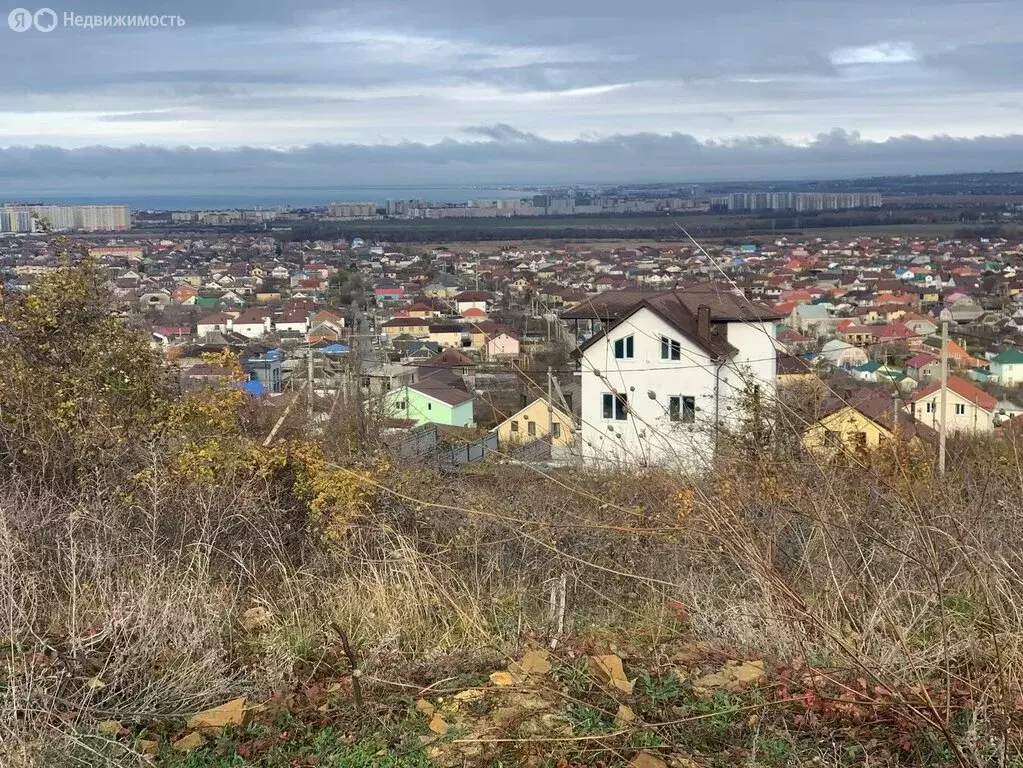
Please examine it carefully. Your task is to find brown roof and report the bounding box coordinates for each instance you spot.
[197,312,229,324]
[666,284,785,323]
[421,348,475,368]
[559,289,662,321]
[560,285,783,324]
[820,389,937,444]
[777,354,815,375]
[454,291,493,302]
[577,287,771,360]
[408,377,473,406]
[381,317,430,328]
[234,307,270,324]
[279,307,309,323]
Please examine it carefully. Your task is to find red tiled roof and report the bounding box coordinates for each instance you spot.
[906,352,937,369]
[311,309,343,323]
[777,328,811,342]
[910,375,997,411]
[874,322,916,340]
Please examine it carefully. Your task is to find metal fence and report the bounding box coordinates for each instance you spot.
[438,431,499,466]
[384,424,439,460]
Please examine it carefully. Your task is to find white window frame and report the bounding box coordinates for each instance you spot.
[668,395,696,423]
[602,392,628,420]
[613,335,634,360]
[660,335,681,361]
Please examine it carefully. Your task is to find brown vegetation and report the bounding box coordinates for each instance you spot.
[1,254,1023,766]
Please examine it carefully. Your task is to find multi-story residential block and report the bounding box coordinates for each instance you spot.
[0,204,130,232]
[328,202,376,218]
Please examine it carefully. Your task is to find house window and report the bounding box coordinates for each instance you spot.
[552,422,561,438]
[668,395,696,423]
[660,336,681,361]
[602,392,628,420]
[955,403,966,415]
[613,335,634,359]
[397,400,406,410]
[427,403,432,410]
[854,432,868,447]
[528,421,536,436]
[511,420,519,432]
[926,402,935,413]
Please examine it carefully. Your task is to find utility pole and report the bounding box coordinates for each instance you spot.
[547,366,554,443]
[264,380,310,447]
[938,308,952,474]
[307,344,314,422]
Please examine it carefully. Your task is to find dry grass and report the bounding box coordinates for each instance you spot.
[2,434,1023,765]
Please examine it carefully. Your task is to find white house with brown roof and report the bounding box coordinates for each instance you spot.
[576,285,782,470]
[454,291,492,314]
[232,308,272,339]
[196,311,232,337]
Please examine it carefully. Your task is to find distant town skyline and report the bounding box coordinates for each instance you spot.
[3,0,1023,192]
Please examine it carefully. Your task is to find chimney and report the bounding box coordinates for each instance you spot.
[697,304,712,342]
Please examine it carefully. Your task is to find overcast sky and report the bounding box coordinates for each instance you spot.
[4,0,1023,194]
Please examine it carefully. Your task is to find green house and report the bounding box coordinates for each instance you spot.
[194,294,224,309]
[383,382,474,428]
[990,347,1023,386]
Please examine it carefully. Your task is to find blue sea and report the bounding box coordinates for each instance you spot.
[18,186,538,211]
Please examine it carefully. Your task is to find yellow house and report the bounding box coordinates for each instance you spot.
[495,398,575,447]
[804,405,892,454]
[381,318,431,338]
[256,291,282,303]
[776,355,822,388]
[427,324,466,348]
[802,391,935,456]
[424,284,459,299]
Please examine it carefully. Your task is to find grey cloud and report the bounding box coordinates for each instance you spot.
[462,124,538,142]
[1,129,1022,199]
[1,0,1023,172]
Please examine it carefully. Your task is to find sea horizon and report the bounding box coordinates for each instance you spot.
[1,186,545,211]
